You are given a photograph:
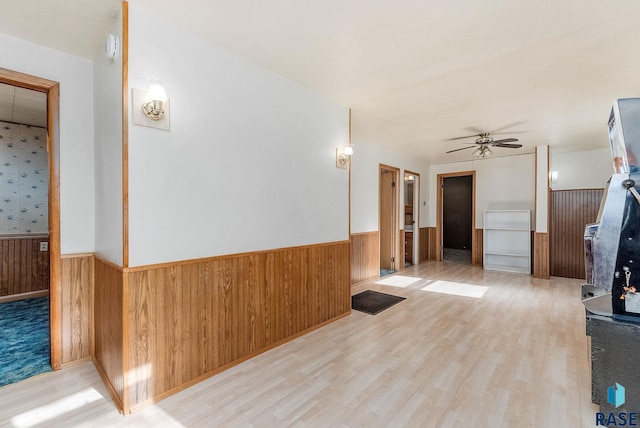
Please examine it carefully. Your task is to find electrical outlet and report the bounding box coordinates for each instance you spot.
[40,242,48,252]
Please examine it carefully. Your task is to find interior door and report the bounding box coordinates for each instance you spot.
[380,166,398,271]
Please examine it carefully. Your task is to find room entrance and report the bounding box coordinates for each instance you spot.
[0,68,62,379]
[436,171,476,264]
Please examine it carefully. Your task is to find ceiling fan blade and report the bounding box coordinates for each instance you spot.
[493,143,523,149]
[446,146,476,154]
[446,134,480,141]
[491,138,519,144]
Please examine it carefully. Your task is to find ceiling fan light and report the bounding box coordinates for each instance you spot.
[472,147,483,157]
[481,147,493,158]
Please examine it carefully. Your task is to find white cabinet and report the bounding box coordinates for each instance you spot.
[483,210,531,274]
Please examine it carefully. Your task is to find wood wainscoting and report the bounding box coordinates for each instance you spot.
[94,257,126,411]
[533,232,550,279]
[60,254,94,365]
[418,227,437,262]
[351,232,379,284]
[0,234,50,297]
[473,229,483,266]
[550,189,603,279]
[93,241,351,414]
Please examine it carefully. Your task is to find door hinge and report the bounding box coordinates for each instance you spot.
[391,181,396,188]
[391,257,395,263]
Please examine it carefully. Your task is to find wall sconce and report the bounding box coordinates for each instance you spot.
[336,108,353,169]
[143,83,167,121]
[132,80,171,131]
[550,170,559,183]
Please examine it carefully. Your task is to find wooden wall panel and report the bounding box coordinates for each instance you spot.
[534,232,550,279]
[550,189,603,279]
[350,232,380,284]
[125,241,351,411]
[473,229,483,266]
[60,255,93,364]
[0,235,49,297]
[419,227,438,261]
[94,258,125,411]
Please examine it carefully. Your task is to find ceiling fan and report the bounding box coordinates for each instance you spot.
[446,132,523,158]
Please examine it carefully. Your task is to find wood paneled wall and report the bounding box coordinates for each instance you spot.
[60,254,93,365]
[93,241,350,413]
[0,235,49,297]
[351,232,379,284]
[550,189,603,279]
[94,258,125,411]
[533,232,550,279]
[418,227,437,261]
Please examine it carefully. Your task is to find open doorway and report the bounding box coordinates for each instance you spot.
[0,68,61,380]
[0,82,51,386]
[379,164,399,276]
[436,171,476,264]
[404,171,420,267]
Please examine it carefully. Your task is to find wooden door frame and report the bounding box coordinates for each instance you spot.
[0,68,62,370]
[436,171,476,264]
[405,170,420,265]
[379,164,400,271]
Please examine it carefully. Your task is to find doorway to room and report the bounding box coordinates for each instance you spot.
[0,68,62,378]
[436,172,475,264]
[379,164,399,276]
[0,82,51,386]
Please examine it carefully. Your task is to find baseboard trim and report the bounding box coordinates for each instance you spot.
[0,290,48,303]
[92,357,125,414]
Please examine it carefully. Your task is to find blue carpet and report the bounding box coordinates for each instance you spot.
[0,296,51,387]
[380,269,397,277]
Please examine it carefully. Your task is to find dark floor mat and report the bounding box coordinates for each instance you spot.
[351,290,406,315]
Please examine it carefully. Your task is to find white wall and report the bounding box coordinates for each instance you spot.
[93,12,123,265]
[0,32,95,254]
[550,148,611,190]
[127,5,348,266]
[429,154,535,229]
[350,139,429,234]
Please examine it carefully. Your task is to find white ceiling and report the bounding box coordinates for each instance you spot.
[2,0,639,164]
[0,83,46,128]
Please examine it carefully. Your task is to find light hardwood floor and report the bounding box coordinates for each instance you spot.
[0,260,598,427]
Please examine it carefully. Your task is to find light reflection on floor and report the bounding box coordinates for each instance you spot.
[422,280,488,298]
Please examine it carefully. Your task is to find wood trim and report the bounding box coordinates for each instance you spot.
[93,356,125,413]
[350,232,380,284]
[95,254,125,272]
[125,240,351,272]
[0,68,62,371]
[399,229,405,270]
[436,171,476,263]
[0,290,48,303]
[122,0,129,268]
[533,232,550,279]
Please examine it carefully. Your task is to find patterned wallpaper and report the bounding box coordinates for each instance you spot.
[0,121,48,234]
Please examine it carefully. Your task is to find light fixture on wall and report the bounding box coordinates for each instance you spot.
[142,82,168,121]
[337,108,353,169]
[132,80,171,131]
